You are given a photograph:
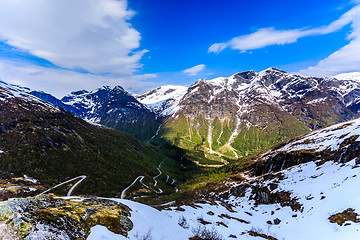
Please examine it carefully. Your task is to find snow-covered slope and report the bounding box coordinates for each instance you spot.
[88,198,191,240]
[164,159,360,240]
[135,85,188,117]
[0,80,60,112]
[334,72,360,81]
[276,119,360,153]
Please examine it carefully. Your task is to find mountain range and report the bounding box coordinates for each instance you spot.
[28,69,360,169]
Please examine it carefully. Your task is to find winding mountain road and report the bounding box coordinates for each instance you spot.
[40,175,87,196]
[153,161,164,187]
[120,176,144,199]
[121,160,171,199]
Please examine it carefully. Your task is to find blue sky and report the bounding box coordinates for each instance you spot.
[0,0,359,97]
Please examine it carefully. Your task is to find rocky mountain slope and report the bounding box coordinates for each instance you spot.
[0,80,183,197]
[0,195,134,239]
[153,68,360,163]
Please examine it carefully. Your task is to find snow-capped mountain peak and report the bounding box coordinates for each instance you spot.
[59,85,159,140]
[136,85,188,117]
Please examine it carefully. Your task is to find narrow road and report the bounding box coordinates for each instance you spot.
[140,177,163,194]
[121,160,170,198]
[120,176,144,199]
[67,176,86,196]
[40,175,87,196]
[153,161,164,187]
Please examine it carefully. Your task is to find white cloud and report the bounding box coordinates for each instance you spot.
[183,64,206,76]
[0,0,145,75]
[209,5,360,53]
[300,5,360,76]
[0,60,158,98]
[299,39,360,76]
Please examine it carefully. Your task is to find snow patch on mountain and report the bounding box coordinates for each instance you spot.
[207,76,227,87]
[87,225,126,240]
[306,97,327,105]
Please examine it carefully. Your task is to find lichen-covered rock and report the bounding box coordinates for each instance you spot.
[329,208,360,226]
[0,195,133,239]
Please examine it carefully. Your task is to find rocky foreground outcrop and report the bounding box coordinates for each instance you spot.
[0,195,133,239]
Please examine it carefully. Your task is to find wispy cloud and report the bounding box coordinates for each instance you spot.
[209,5,360,53]
[209,28,304,53]
[0,0,145,75]
[183,64,206,76]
